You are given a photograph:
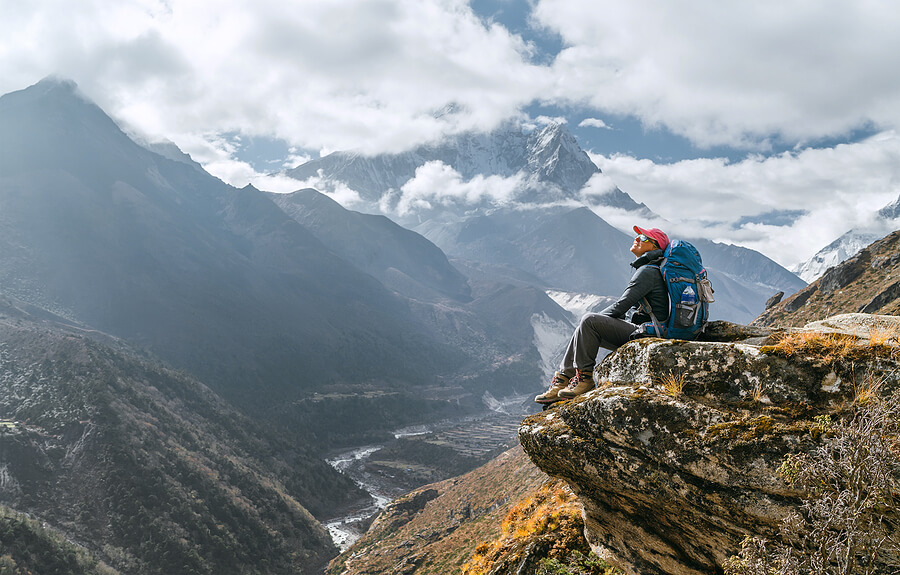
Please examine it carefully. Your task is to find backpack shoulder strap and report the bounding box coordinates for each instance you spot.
[641,296,665,337]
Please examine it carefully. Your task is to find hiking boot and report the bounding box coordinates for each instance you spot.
[557,369,595,398]
[534,371,572,404]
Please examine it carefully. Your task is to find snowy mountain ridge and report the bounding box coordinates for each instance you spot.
[285,122,600,211]
[792,197,900,283]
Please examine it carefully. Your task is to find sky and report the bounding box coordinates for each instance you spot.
[2,0,900,268]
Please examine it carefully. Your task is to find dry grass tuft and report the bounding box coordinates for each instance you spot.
[762,331,858,363]
[750,382,766,403]
[658,370,686,397]
[852,372,885,406]
[869,324,900,346]
[869,324,900,360]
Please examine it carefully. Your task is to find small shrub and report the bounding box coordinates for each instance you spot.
[724,391,900,575]
[538,550,619,575]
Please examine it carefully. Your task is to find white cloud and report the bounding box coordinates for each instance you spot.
[0,0,550,157]
[282,170,364,206]
[5,0,900,267]
[589,131,900,267]
[535,0,900,148]
[392,161,527,215]
[579,118,611,130]
[6,0,900,159]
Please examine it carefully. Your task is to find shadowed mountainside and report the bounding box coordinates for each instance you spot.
[0,293,354,575]
[0,77,475,442]
[268,188,472,303]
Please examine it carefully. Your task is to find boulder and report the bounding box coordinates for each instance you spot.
[519,314,900,575]
[697,320,781,344]
[860,281,900,314]
[764,291,784,309]
[794,312,900,338]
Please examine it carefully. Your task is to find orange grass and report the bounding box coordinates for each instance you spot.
[763,331,858,363]
[658,370,686,397]
[462,480,586,575]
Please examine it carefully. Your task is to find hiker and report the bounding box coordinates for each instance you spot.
[535,226,670,404]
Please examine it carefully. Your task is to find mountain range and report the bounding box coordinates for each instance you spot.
[0,78,511,445]
[281,121,806,326]
[0,76,866,575]
[286,120,600,212]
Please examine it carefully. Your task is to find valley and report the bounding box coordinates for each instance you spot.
[322,401,531,550]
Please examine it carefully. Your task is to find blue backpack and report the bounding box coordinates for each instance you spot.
[640,239,714,340]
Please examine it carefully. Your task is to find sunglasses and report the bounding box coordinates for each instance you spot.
[637,234,661,248]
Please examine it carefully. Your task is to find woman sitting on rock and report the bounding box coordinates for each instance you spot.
[535,226,670,404]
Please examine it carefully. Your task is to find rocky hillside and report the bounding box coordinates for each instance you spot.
[519,314,900,574]
[0,506,115,575]
[328,446,549,575]
[0,295,359,575]
[754,229,900,327]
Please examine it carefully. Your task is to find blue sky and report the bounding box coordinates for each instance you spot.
[2,0,900,267]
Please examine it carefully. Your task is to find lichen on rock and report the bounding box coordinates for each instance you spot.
[519,314,900,575]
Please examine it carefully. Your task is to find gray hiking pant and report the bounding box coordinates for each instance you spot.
[560,313,638,374]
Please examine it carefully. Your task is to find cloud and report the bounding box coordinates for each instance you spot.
[6,0,900,160]
[579,118,611,130]
[391,161,527,215]
[535,0,900,148]
[281,170,364,206]
[588,131,900,267]
[0,0,550,157]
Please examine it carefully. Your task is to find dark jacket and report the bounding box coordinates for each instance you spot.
[600,249,669,324]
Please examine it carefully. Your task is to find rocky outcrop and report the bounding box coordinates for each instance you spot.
[519,314,900,575]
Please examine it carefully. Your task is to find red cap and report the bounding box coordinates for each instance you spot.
[633,226,669,251]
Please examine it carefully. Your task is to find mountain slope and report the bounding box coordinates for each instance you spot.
[0,78,468,438]
[0,506,114,575]
[0,294,355,575]
[328,446,548,575]
[267,188,574,397]
[753,229,900,327]
[268,188,472,302]
[791,192,900,283]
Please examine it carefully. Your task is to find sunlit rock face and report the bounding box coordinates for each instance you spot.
[519,315,900,575]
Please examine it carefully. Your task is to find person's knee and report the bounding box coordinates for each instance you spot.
[579,312,603,327]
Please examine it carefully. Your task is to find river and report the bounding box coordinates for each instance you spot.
[322,396,532,551]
